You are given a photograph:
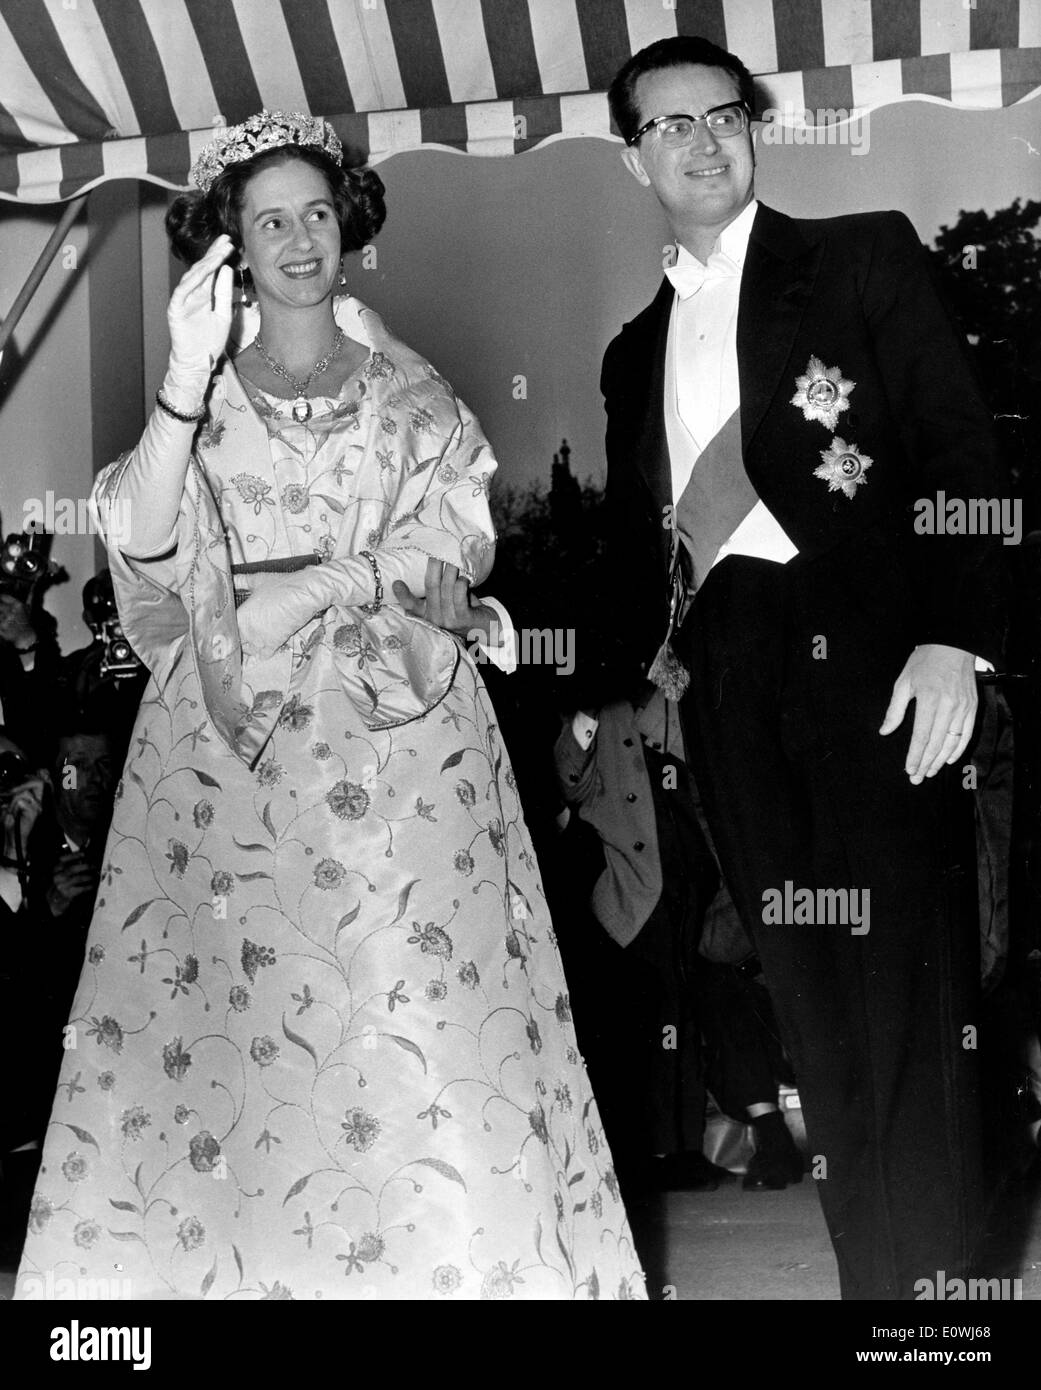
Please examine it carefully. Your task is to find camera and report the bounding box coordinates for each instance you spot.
[98,621,139,679]
[0,529,53,603]
[83,569,143,681]
[0,748,31,803]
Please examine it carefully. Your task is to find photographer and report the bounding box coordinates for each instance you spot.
[0,594,61,768]
[0,729,47,912]
[0,701,123,1261]
[0,728,51,1259]
[0,528,64,769]
[34,717,118,933]
[55,569,148,753]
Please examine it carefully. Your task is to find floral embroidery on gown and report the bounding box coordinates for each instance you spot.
[15,299,645,1301]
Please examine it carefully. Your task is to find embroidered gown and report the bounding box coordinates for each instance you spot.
[15,300,645,1301]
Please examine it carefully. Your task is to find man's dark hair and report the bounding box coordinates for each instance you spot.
[609,36,758,144]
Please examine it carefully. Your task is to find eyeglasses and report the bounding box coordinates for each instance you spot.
[629,102,750,147]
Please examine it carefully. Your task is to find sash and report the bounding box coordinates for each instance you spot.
[649,409,759,701]
[673,408,758,591]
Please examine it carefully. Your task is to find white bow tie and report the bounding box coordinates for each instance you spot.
[664,251,740,299]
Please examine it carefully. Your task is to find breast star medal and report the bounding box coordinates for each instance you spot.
[791,355,855,431]
[814,437,873,498]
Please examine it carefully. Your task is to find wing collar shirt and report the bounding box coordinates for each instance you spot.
[664,199,798,570]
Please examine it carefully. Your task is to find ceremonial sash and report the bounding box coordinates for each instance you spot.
[649,409,759,700]
[673,407,758,591]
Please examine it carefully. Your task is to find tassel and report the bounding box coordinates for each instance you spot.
[648,638,689,702]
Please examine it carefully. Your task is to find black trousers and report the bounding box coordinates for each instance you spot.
[697,960,791,1119]
[677,551,984,1301]
[624,746,713,1156]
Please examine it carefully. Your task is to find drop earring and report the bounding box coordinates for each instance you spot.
[338,259,347,290]
[236,266,255,307]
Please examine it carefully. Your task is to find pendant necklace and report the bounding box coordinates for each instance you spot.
[253,327,346,423]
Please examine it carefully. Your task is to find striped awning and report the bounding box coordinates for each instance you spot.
[2,0,1040,203]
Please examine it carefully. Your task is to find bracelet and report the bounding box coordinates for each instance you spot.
[156,387,206,424]
[358,551,383,615]
[14,641,39,655]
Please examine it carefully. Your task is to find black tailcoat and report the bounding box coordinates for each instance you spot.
[598,203,1010,1300]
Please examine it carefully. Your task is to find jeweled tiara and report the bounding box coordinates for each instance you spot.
[190,110,343,194]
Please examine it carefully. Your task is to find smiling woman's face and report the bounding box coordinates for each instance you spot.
[237,156,342,312]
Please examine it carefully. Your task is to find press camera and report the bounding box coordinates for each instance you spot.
[83,570,142,680]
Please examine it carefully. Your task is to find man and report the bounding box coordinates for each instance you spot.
[0,592,62,768]
[552,692,725,1192]
[0,728,49,1259]
[599,36,1008,1299]
[55,569,149,751]
[552,691,803,1196]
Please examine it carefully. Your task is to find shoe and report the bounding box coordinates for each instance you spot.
[644,1152,737,1193]
[742,1146,804,1190]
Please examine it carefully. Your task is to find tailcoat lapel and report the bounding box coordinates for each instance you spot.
[737,204,825,457]
[628,277,675,521]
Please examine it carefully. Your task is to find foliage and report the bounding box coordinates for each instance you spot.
[489,472,608,656]
[926,198,1041,506]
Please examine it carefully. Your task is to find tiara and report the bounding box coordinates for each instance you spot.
[190,110,343,194]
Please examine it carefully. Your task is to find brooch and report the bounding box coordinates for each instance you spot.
[814,438,873,499]
[791,355,854,431]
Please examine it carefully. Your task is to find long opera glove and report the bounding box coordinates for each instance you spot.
[237,550,429,660]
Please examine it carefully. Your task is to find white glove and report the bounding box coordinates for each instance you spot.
[237,562,369,660]
[165,233,235,404]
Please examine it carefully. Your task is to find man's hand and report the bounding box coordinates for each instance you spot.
[0,594,36,649]
[393,558,498,643]
[879,643,978,784]
[46,850,98,917]
[1,773,46,861]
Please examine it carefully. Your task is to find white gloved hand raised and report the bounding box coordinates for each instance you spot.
[166,233,236,394]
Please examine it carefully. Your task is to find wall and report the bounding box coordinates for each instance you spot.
[0,202,93,643]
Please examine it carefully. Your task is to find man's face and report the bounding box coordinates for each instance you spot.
[58,733,117,832]
[621,64,755,232]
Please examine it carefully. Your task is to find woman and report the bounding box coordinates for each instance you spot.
[15,112,644,1301]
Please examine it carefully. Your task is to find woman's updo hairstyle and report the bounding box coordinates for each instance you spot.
[166,146,386,267]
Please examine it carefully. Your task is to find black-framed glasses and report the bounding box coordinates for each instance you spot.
[629,101,751,147]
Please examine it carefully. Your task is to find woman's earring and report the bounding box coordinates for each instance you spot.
[236,267,255,308]
[338,259,347,290]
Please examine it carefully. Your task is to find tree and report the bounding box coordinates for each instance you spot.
[926,198,1041,508]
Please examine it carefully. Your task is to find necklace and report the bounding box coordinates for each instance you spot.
[252,327,346,423]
